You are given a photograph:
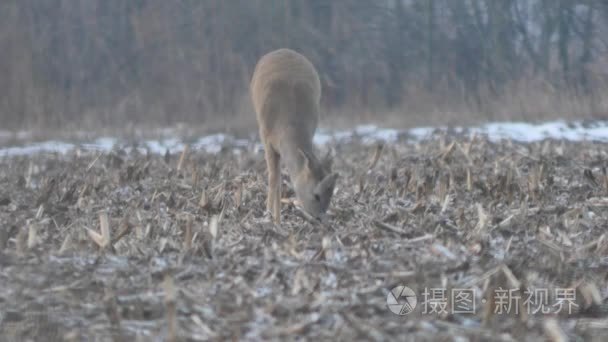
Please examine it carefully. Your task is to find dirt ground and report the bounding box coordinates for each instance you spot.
[1,132,608,341]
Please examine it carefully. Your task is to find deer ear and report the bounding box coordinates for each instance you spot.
[298,148,313,172]
[317,172,339,194]
[322,149,333,171]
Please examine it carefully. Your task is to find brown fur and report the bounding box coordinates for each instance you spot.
[251,48,338,223]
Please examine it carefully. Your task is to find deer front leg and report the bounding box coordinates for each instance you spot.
[273,166,282,223]
[265,145,281,224]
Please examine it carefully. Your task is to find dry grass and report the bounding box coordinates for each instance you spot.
[3,75,608,146]
[1,133,608,340]
[327,78,608,132]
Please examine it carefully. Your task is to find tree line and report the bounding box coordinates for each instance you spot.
[1,0,607,128]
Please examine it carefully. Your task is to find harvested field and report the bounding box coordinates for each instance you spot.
[1,132,608,341]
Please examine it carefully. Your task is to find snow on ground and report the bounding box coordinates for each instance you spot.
[2,120,608,157]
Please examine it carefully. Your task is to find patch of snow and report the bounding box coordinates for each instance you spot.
[143,137,184,154]
[408,126,436,140]
[191,133,230,154]
[478,120,608,142]
[81,137,118,151]
[3,120,608,158]
[0,141,76,157]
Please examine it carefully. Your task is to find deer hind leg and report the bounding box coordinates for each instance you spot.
[265,144,281,223]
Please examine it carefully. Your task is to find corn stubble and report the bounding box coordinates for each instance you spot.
[0,134,607,340]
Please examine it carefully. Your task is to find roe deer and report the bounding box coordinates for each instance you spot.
[251,48,338,223]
